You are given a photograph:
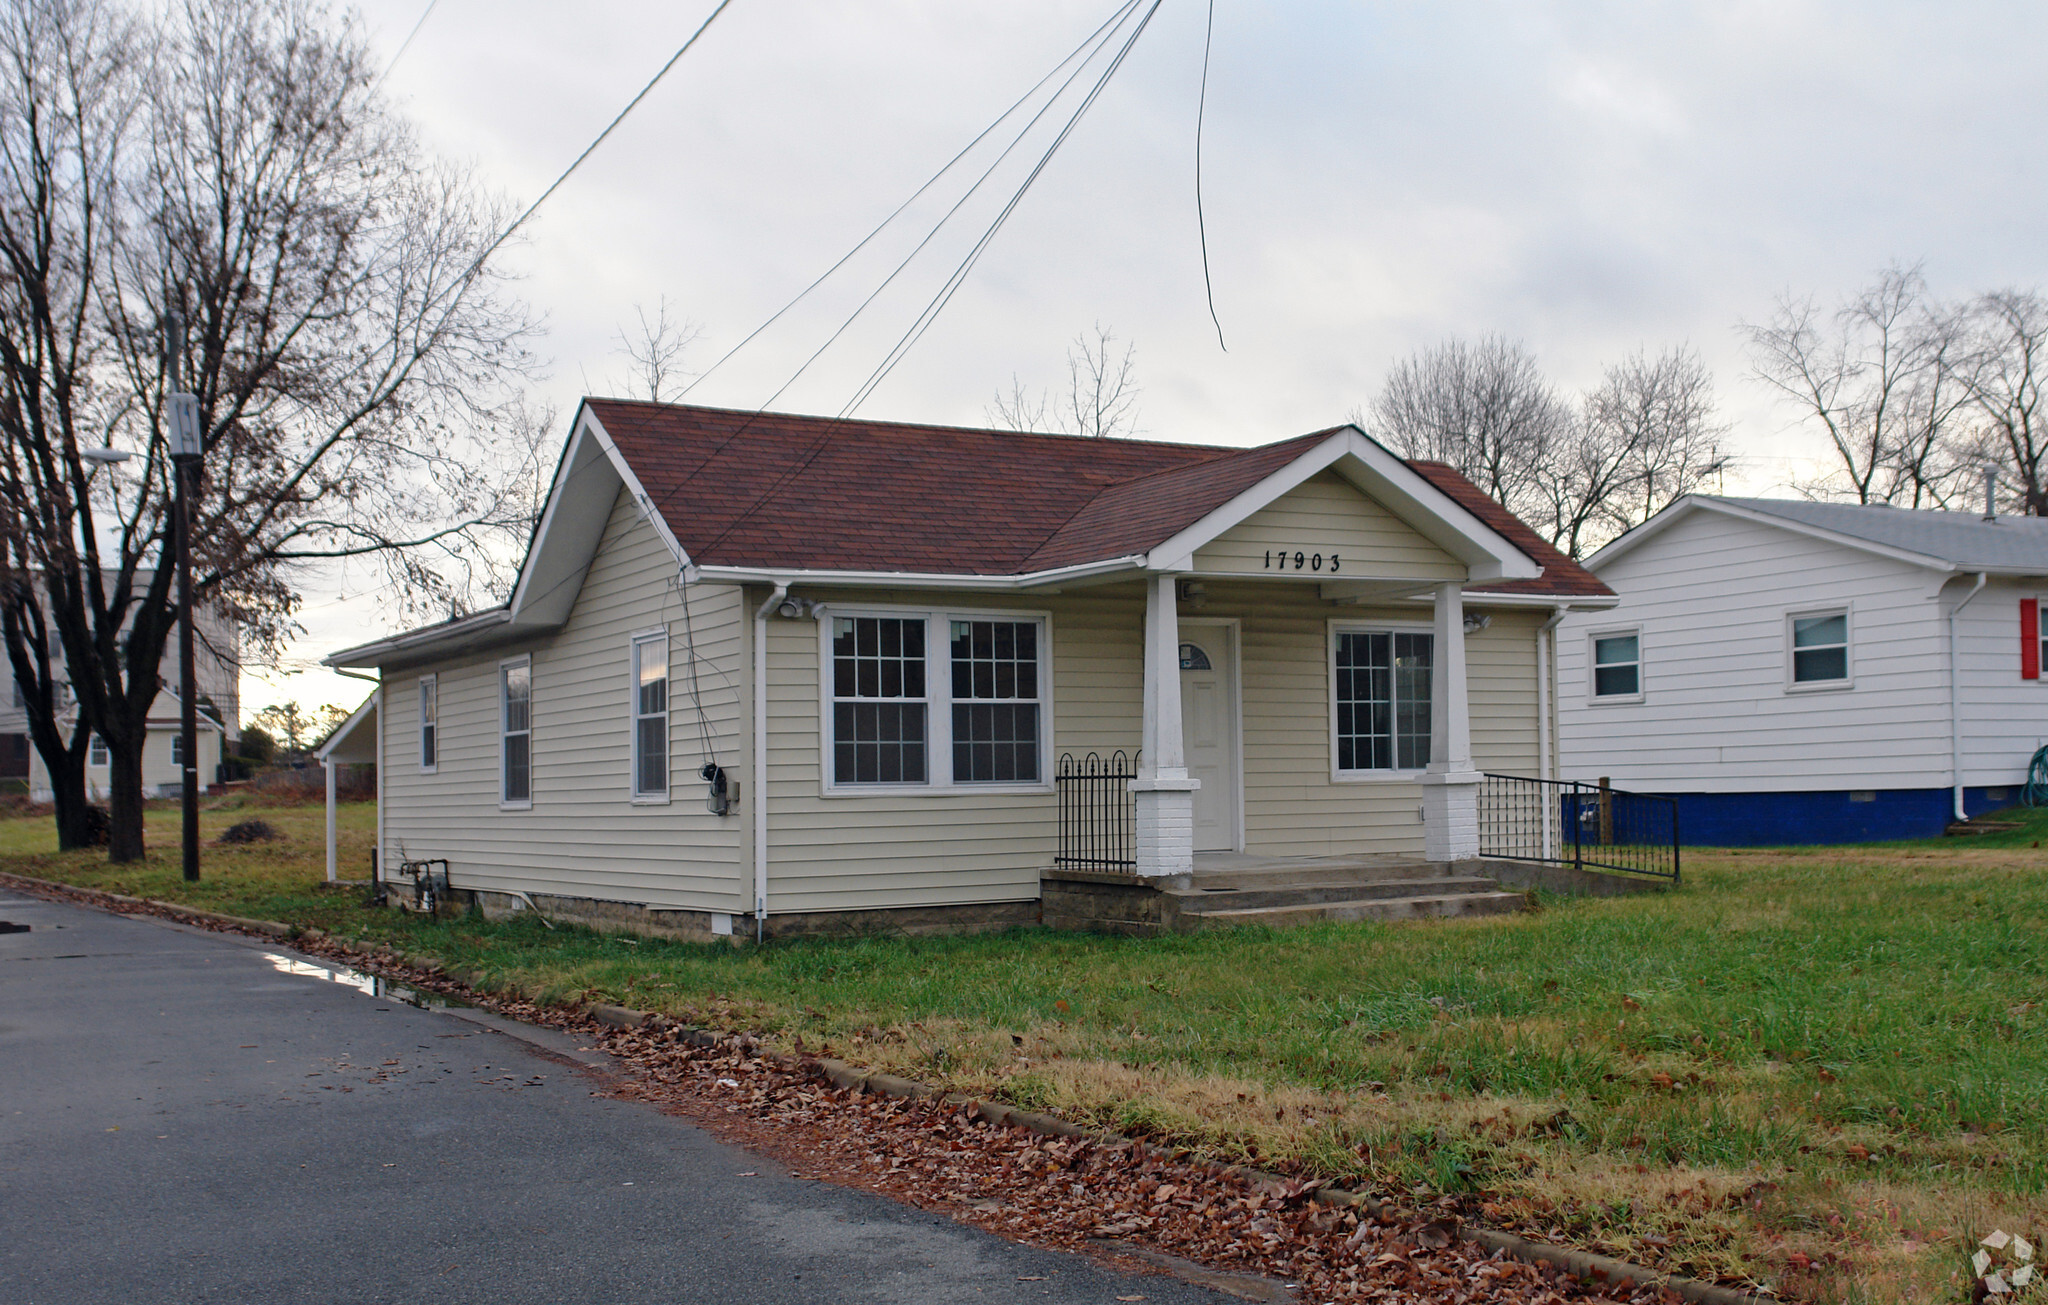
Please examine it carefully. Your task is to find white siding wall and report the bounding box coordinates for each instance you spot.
[378,490,748,910]
[1557,510,1950,792]
[762,580,1542,898]
[1952,577,2048,787]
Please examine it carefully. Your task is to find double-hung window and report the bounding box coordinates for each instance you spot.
[631,632,668,799]
[501,657,532,805]
[1788,610,1849,686]
[827,610,1047,790]
[88,734,107,767]
[418,676,438,771]
[171,732,186,767]
[1591,631,1641,699]
[1332,628,1433,773]
[950,619,1041,783]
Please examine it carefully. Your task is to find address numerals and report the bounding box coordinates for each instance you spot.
[1263,549,1339,573]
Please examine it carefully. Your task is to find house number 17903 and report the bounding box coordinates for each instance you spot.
[1264,549,1339,572]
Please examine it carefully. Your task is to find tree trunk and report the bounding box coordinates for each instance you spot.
[48,745,96,851]
[105,736,148,864]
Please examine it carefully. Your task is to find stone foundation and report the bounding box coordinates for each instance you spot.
[1041,869,1180,936]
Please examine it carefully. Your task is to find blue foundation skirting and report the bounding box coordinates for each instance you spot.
[1659,786,2022,846]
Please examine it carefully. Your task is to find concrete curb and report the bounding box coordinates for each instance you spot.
[0,869,1771,1305]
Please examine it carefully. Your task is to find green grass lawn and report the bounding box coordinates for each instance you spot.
[7,798,2046,1302]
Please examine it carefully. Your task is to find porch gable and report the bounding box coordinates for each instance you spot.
[1190,470,1465,583]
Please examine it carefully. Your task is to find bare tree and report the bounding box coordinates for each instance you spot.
[988,322,1141,438]
[612,297,702,403]
[1741,264,1973,507]
[1581,346,1730,549]
[1364,335,1575,533]
[0,0,540,857]
[1959,290,2048,515]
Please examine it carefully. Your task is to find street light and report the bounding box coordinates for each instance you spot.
[167,391,202,882]
[79,447,131,467]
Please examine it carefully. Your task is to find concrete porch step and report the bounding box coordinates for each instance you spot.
[1186,890,1529,930]
[1185,856,1449,890]
[1170,875,1502,913]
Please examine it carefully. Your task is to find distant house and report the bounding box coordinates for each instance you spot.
[1558,495,2048,843]
[1,584,241,800]
[323,401,1612,938]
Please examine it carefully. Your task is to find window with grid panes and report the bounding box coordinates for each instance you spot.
[1333,630,1432,771]
[950,619,1040,783]
[831,617,927,784]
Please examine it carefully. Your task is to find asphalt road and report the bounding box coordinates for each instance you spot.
[0,887,1226,1305]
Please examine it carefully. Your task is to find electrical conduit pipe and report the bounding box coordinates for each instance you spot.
[752,582,787,943]
[1950,571,1988,823]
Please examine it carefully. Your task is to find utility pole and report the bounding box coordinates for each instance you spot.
[166,310,203,883]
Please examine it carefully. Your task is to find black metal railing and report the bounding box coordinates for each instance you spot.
[1055,750,1137,870]
[1479,773,1680,882]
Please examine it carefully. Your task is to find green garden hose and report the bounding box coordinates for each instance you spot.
[2024,744,2048,807]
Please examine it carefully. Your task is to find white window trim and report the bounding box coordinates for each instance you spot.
[1327,618,1435,783]
[1785,605,1854,692]
[88,734,108,768]
[1587,626,1644,704]
[815,603,1055,797]
[629,627,670,804]
[499,654,533,810]
[418,674,438,774]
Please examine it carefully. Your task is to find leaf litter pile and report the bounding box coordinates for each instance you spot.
[508,1004,1691,1305]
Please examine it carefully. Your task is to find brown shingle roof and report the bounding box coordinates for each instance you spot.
[1406,462,1613,598]
[586,400,1607,597]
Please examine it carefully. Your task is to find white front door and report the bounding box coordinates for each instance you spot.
[1178,624,1240,852]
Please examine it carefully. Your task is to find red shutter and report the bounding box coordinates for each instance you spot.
[2023,598,2040,680]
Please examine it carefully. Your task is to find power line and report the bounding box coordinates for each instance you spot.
[471,0,736,275]
[1194,0,1226,351]
[677,0,1143,402]
[370,0,440,95]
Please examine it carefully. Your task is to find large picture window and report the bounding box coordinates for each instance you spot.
[501,658,531,805]
[1333,629,1432,772]
[631,633,668,798]
[826,609,1049,790]
[418,676,438,771]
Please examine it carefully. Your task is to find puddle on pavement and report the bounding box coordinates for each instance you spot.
[261,951,470,1011]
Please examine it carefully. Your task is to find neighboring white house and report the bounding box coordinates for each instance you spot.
[323,400,1614,937]
[1558,494,2048,843]
[4,584,241,800]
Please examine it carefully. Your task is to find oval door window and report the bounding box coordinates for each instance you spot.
[1178,642,1212,671]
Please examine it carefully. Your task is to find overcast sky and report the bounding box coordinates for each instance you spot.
[258,0,2048,717]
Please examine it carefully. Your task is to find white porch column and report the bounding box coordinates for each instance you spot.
[1421,581,1481,863]
[324,760,337,883]
[1131,573,1198,879]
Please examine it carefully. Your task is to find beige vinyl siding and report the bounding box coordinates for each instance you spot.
[379,489,748,909]
[763,580,1542,898]
[1193,471,1464,581]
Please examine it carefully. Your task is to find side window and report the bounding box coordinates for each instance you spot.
[631,633,668,798]
[88,734,108,767]
[418,676,438,771]
[830,616,928,785]
[1333,629,1432,772]
[1789,611,1849,685]
[501,659,531,805]
[949,619,1041,784]
[1591,631,1641,698]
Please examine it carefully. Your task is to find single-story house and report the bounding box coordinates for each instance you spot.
[324,400,1614,937]
[1557,494,2048,843]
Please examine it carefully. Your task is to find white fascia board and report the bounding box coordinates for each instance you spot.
[323,607,512,669]
[316,689,381,762]
[1140,428,1541,582]
[503,406,696,629]
[690,555,1147,591]
[1586,496,1956,574]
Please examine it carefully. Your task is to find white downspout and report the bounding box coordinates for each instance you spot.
[1950,572,1989,822]
[324,759,337,882]
[1537,604,1569,861]
[751,583,787,944]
